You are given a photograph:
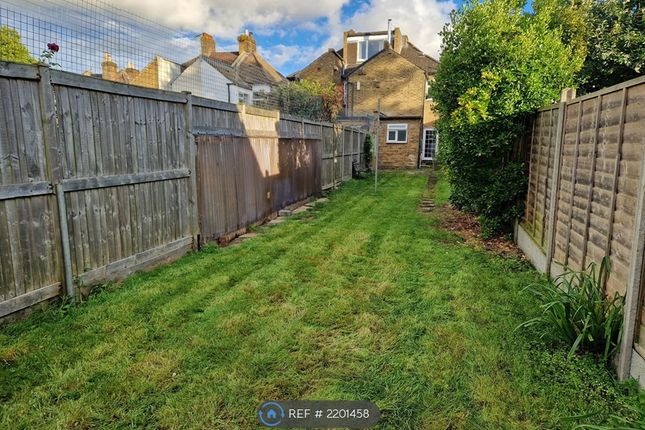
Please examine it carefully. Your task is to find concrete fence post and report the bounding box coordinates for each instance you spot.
[617,154,645,380]
[183,92,200,249]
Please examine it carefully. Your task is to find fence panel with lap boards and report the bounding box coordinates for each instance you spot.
[0,61,366,320]
[516,75,645,383]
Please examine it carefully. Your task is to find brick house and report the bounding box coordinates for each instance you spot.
[173,32,285,104]
[95,32,284,106]
[290,27,439,169]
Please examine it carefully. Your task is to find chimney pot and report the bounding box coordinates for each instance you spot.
[238,31,257,53]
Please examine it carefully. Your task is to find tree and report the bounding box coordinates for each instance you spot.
[0,27,33,64]
[430,0,586,236]
[262,79,343,121]
[579,0,645,92]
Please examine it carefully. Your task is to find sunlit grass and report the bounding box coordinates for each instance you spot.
[0,172,638,429]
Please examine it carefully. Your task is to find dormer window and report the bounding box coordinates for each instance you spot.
[349,34,388,63]
[357,39,384,62]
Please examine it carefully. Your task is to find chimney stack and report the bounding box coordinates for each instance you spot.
[237,30,256,53]
[124,60,139,82]
[101,52,118,82]
[392,27,405,53]
[200,33,216,56]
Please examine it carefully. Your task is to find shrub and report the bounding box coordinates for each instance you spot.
[260,79,343,121]
[0,26,34,64]
[518,257,624,363]
[363,134,373,169]
[430,0,586,236]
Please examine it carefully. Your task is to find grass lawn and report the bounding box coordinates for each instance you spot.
[0,172,638,429]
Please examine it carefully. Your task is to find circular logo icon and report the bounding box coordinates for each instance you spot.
[258,401,285,427]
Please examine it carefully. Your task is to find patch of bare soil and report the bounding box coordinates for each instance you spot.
[438,204,524,259]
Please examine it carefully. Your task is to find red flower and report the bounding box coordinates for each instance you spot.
[47,43,59,53]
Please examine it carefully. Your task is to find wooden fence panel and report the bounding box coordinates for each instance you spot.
[196,135,322,241]
[51,81,193,286]
[517,76,645,381]
[343,129,352,180]
[523,106,559,250]
[321,125,335,189]
[0,72,62,311]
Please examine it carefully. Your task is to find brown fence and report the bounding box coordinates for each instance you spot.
[516,75,645,382]
[0,61,366,320]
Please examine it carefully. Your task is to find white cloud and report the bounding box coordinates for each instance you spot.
[334,0,456,59]
[259,44,319,68]
[108,0,454,59]
[108,0,350,38]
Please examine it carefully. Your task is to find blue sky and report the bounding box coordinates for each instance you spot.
[105,0,462,75]
[6,0,464,76]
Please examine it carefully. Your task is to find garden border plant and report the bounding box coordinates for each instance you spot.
[517,256,624,364]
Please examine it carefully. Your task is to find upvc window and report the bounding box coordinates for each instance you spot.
[386,124,408,144]
[357,39,384,62]
[238,92,250,105]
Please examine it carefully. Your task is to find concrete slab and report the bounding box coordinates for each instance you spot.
[278,209,293,217]
[516,223,547,274]
[293,206,310,214]
[267,217,285,225]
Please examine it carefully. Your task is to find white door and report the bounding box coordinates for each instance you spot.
[422,128,438,161]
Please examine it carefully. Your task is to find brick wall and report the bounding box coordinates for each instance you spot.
[296,50,343,85]
[377,118,421,169]
[347,50,426,118]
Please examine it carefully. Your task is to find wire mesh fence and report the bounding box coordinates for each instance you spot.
[0,0,331,120]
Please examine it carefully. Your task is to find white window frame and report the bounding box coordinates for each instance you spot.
[350,35,387,63]
[386,124,408,144]
[357,40,368,62]
[238,91,251,105]
[422,128,438,160]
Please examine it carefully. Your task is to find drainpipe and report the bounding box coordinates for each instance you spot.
[344,81,348,117]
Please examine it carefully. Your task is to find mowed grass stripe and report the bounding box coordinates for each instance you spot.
[0,172,638,430]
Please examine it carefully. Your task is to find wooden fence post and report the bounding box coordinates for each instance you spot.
[183,92,200,249]
[340,126,345,181]
[545,101,567,276]
[332,124,340,190]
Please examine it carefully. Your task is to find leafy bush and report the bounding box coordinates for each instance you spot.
[0,26,34,64]
[363,134,373,169]
[258,79,343,121]
[430,0,586,236]
[518,257,624,363]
